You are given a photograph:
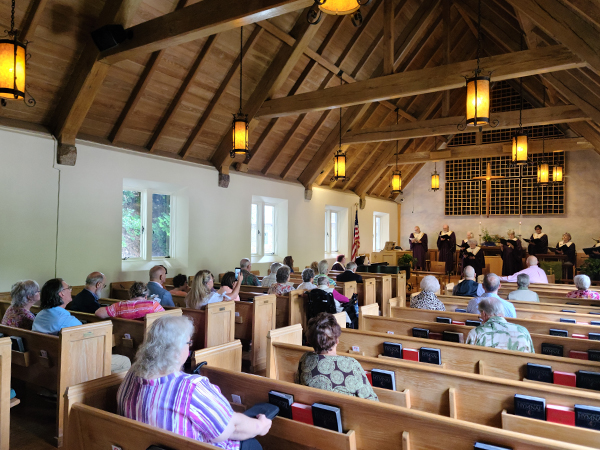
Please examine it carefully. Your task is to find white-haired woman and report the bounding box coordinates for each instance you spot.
[410,275,446,311]
[118,315,271,449]
[186,270,242,309]
[1,280,39,329]
[567,274,600,300]
[556,232,576,279]
[462,238,485,278]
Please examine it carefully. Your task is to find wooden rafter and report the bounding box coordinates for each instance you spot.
[441,0,451,117]
[18,0,49,42]
[383,0,394,75]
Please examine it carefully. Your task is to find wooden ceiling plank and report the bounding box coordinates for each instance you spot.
[19,0,50,42]
[262,114,305,174]
[98,0,314,64]
[565,0,600,29]
[383,0,394,75]
[147,35,217,153]
[453,1,478,37]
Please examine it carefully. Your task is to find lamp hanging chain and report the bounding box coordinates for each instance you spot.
[239,26,243,113]
[542,84,546,159]
[519,32,524,130]
[10,0,15,35]
[395,108,399,168]
[339,75,342,150]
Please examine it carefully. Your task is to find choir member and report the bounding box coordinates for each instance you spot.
[462,239,485,278]
[556,232,576,279]
[462,231,475,246]
[437,224,456,274]
[458,231,474,272]
[527,225,548,256]
[409,226,428,270]
[500,230,522,276]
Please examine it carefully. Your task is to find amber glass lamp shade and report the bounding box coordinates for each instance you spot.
[465,75,490,126]
[537,163,549,184]
[0,39,26,100]
[231,113,249,156]
[391,171,402,194]
[333,149,346,180]
[431,171,440,191]
[552,165,563,183]
[511,132,528,165]
[319,0,361,15]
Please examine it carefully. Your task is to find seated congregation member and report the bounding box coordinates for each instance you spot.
[315,260,336,286]
[335,261,363,283]
[297,268,317,291]
[567,274,600,299]
[95,282,164,319]
[507,274,539,302]
[267,266,294,295]
[1,280,38,329]
[462,239,485,278]
[118,315,271,449]
[331,255,346,271]
[261,262,282,288]
[500,230,522,276]
[315,276,350,311]
[410,276,445,311]
[499,256,548,284]
[186,270,242,309]
[467,273,516,318]
[527,224,548,256]
[296,312,378,401]
[148,265,174,307]
[310,261,319,276]
[556,233,576,279]
[68,271,106,313]
[452,266,484,298]
[220,272,241,301]
[466,297,534,353]
[169,274,190,296]
[240,258,261,286]
[32,278,82,334]
[283,256,295,273]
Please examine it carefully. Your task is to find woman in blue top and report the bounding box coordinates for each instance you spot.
[32,278,81,335]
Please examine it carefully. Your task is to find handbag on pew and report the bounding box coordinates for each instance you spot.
[243,403,280,420]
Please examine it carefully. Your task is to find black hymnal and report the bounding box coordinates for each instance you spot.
[419,347,442,365]
[443,331,464,343]
[591,321,600,327]
[561,309,576,313]
[576,371,600,391]
[574,404,600,430]
[436,317,452,324]
[589,350,600,362]
[583,247,600,256]
[524,238,542,244]
[466,320,482,327]
[590,332,600,341]
[312,403,343,432]
[541,343,563,357]
[514,394,546,421]
[412,327,430,339]
[526,363,553,383]
[455,308,467,313]
[371,369,396,390]
[383,341,403,358]
[566,302,581,305]
[560,318,576,323]
[439,234,450,241]
[9,336,25,352]
[550,328,568,337]
[268,390,294,419]
[473,443,513,450]
[244,403,280,420]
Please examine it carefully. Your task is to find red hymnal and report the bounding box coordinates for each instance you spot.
[546,404,575,426]
[403,348,420,361]
[429,332,443,341]
[366,371,373,385]
[291,403,313,425]
[569,350,589,360]
[553,371,577,387]
[452,321,465,326]
[572,334,589,339]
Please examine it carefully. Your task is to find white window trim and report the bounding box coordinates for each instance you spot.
[324,205,348,259]
[251,196,288,264]
[252,201,277,257]
[373,211,390,253]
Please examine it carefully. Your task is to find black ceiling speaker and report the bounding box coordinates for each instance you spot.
[91,24,130,52]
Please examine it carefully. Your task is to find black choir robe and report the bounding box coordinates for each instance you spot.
[437,231,456,274]
[462,247,485,278]
[527,233,548,256]
[409,233,428,270]
[556,241,577,279]
[501,238,522,276]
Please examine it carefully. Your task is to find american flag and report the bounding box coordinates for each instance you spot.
[351,211,360,261]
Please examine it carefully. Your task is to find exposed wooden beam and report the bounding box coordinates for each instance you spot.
[566,0,600,29]
[98,0,313,64]
[441,0,451,117]
[383,0,394,75]
[343,105,587,145]
[256,45,584,119]
[147,35,217,152]
[544,72,600,124]
[18,0,50,42]
[262,115,305,174]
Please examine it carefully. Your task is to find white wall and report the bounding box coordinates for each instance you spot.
[400,151,600,250]
[0,127,397,293]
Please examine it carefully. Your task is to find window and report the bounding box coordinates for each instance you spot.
[251,203,258,255]
[373,212,390,252]
[373,215,382,252]
[325,210,339,253]
[122,190,143,259]
[251,202,278,256]
[152,194,171,257]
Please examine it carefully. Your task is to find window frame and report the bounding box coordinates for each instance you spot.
[324,209,340,254]
[251,201,278,257]
[373,215,382,252]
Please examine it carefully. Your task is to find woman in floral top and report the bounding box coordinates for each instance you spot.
[410,275,446,311]
[267,266,294,295]
[567,274,600,300]
[1,280,39,330]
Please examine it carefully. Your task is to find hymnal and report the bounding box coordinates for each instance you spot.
[291,403,313,425]
[560,318,576,323]
[402,348,419,361]
[473,442,513,450]
[244,403,280,420]
[566,302,580,305]
[583,247,600,257]
[439,234,450,241]
[572,334,589,339]
[589,350,600,362]
[455,309,467,313]
[443,331,464,343]
[590,313,600,317]
[541,343,563,357]
[576,371,600,391]
[561,309,576,313]
[514,394,546,421]
[429,332,443,341]
[524,238,542,244]
[568,350,588,360]
[365,371,372,385]
[268,390,294,419]
[590,332,600,341]
[371,368,396,390]
[419,347,442,365]
[466,320,482,327]
[453,320,466,326]
[436,317,452,324]
[9,336,25,352]
[312,403,343,432]
[549,329,568,337]
[526,363,553,383]
[546,404,575,426]
[574,404,600,430]
[457,242,469,249]
[553,371,576,387]
[412,328,430,339]
[383,341,403,358]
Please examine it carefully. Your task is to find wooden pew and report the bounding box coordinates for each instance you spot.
[0,321,112,446]
[177,302,235,351]
[191,339,243,372]
[0,337,10,450]
[109,281,135,299]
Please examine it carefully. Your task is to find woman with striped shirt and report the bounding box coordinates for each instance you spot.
[117,315,271,449]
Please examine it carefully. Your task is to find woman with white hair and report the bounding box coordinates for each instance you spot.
[1,280,39,329]
[500,230,522,276]
[409,276,445,311]
[567,274,600,299]
[297,268,317,291]
[315,259,336,286]
[118,315,271,449]
[556,233,576,279]
[462,239,485,278]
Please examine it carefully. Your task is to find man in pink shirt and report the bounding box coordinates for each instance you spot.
[499,256,548,284]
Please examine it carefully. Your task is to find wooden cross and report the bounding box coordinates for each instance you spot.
[473,162,505,218]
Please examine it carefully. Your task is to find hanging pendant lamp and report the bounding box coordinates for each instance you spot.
[552,165,563,183]
[511,34,528,166]
[332,75,346,181]
[308,0,371,27]
[390,108,402,194]
[231,26,249,158]
[536,87,550,185]
[431,138,440,192]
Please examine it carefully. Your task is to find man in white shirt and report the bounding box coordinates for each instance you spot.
[499,256,548,284]
[261,262,282,288]
[507,274,540,302]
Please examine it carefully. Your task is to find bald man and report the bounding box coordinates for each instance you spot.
[499,256,548,284]
[147,265,174,307]
[68,272,106,313]
[437,224,456,274]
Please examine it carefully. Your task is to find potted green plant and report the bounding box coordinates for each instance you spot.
[579,258,600,281]
[398,253,417,279]
[481,228,499,246]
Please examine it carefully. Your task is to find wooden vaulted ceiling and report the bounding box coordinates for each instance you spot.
[2,0,600,201]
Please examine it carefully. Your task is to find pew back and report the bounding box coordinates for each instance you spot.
[0,338,10,450]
